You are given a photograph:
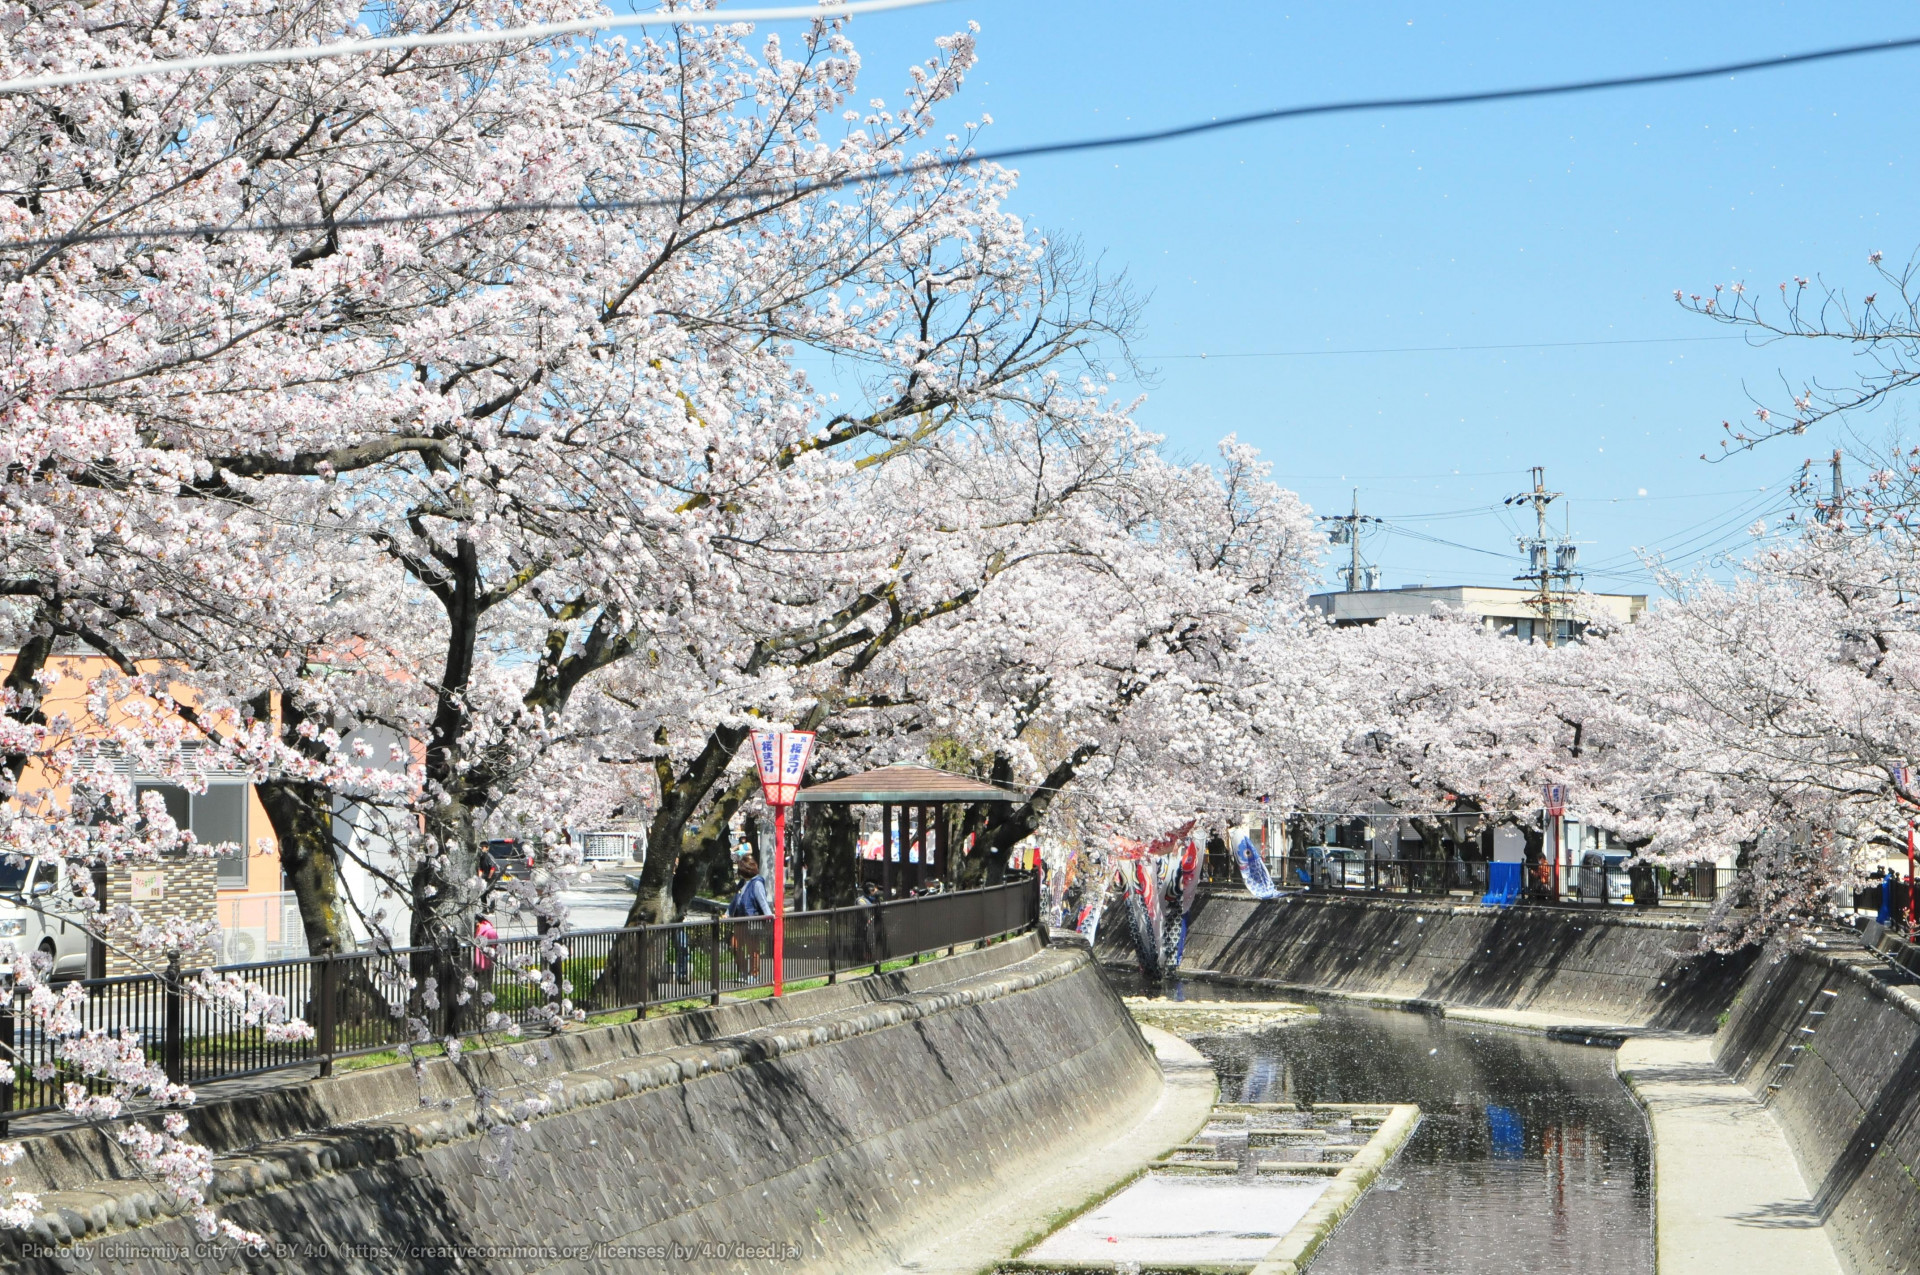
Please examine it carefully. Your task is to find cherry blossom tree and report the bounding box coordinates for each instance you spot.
[816,436,1324,870]
[1314,614,1552,840]
[1,0,1138,938]
[1679,250,1920,455]
[1567,531,1920,944]
[0,0,1156,1237]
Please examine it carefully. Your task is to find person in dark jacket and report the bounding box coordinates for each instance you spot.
[726,854,773,983]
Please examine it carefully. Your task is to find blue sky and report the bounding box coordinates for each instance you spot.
[791,1,1920,595]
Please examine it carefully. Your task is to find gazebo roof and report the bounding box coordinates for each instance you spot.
[794,762,1019,804]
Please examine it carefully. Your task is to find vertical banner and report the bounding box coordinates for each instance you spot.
[752,731,781,792]
[776,732,814,805]
[1543,783,1568,899]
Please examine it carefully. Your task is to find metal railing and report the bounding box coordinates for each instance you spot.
[0,877,1039,1124]
[1273,855,1490,897]
[1660,864,1737,902]
[1268,854,1737,906]
[1862,918,1920,980]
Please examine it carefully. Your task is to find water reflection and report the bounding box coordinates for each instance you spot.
[1122,976,1653,1275]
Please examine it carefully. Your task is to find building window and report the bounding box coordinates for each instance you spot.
[136,782,249,888]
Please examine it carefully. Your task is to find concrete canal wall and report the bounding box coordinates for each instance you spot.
[1161,891,1920,1274]
[1170,891,1756,1031]
[0,938,1161,1275]
[1714,939,1920,1275]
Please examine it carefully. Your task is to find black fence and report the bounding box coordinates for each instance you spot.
[1267,854,1737,906]
[1272,855,1488,897]
[0,878,1039,1124]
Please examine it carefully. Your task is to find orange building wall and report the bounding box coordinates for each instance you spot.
[0,653,284,899]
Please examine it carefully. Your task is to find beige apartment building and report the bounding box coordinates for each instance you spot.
[1308,584,1647,643]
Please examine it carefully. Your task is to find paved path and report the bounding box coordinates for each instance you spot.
[1616,1035,1840,1275]
[883,1025,1217,1275]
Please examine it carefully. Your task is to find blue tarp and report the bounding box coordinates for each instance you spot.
[1481,861,1522,907]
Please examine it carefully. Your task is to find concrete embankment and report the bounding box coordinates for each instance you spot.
[1714,938,1920,1275]
[1172,891,1755,1031]
[0,937,1167,1275]
[1156,891,1860,1274]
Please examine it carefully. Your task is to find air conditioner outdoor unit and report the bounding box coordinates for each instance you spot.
[221,926,267,967]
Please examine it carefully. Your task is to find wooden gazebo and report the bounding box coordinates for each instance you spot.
[795,763,1018,895]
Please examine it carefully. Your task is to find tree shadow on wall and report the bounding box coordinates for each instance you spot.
[1426,911,1582,1010]
[1213,899,1429,991]
[1808,1025,1920,1229]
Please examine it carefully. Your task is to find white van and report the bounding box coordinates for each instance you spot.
[0,857,91,979]
[1576,851,1634,906]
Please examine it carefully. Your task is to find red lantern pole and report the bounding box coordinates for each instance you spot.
[773,803,788,996]
[748,728,814,1000]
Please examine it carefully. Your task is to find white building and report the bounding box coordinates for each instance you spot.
[1308,584,1646,643]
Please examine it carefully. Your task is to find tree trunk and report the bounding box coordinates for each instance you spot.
[255,778,354,957]
[409,800,482,1034]
[0,627,54,785]
[804,801,860,906]
[974,743,1098,861]
[627,724,752,925]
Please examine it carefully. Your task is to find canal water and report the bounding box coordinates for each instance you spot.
[1118,976,1653,1275]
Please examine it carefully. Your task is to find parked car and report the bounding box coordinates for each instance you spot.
[481,839,535,883]
[1326,847,1368,888]
[0,856,90,979]
[1576,851,1634,905]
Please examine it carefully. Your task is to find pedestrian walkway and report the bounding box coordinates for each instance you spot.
[883,1026,1217,1275]
[1616,1035,1842,1275]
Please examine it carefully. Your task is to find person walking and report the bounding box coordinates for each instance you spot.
[726,854,773,983]
[856,878,884,967]
[472,913,498,1029]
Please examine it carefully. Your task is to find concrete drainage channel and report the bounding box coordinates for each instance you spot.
[998,1001,1419,1275]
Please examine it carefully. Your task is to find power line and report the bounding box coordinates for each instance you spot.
[1372,469,1803,588]
[1267,470,1519,482]
[1579,481,1792,571]
[0,0,953,96]
[1392,504,1509,522]
[1569,486,1781,505]
[13,31,1920,252]
[1382,524,1516,561]
[1581,496,1795,579]
[1148,334,1747,359]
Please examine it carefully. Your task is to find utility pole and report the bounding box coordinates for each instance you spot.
[1505,467,1580,646]
[1830,449,1845,529]
[1320,489,1382,592]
